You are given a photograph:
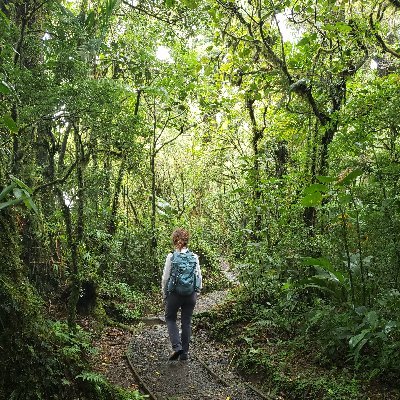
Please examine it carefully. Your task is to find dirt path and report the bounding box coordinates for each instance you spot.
[90,324,140,392]
[91,261,400,400]
[90,261,270,399]
[126,287,270,400]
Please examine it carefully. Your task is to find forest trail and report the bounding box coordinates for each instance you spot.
[127,295,269,400]
[126,263,271,400]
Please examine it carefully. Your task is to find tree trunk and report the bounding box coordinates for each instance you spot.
[57,122,86,332]
[150,145,158,277]
[107,158,125,235]
[246,98,265,241]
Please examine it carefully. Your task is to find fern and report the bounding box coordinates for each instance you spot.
[76,371,107,384]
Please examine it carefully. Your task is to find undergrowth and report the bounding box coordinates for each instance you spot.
[194,285,400,399]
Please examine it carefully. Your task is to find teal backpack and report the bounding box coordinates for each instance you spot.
[167,250,198,296]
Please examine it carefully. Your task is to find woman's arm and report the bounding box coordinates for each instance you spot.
[161,253,173,298]
[195,254,202,292]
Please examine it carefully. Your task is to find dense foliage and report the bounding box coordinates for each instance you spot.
[1,0,399,398]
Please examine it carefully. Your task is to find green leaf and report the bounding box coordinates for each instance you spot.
[297,33,317,46]
[0,80,12,95]
[365,311,379,329]
[181,0,198,8]
[0,177,37,213]
[315,267,345,284]
[302,257,332,269]
[297,36,311,46]
[338,193,352,204]
[300,279,338,297]
[301,191,323,207]
[0,9,9,24]
[76,371,106,384]
[0,183,16,201]
[0,198,22,211]
[335,22,352,33]
[354,306,368,316]
[303,183,329,195]
[23,196,39,214]
[323,23,335,31]
[303,257,345,283]
[10,175,33,194]
[338,168,363,186]
[324,22,351,33]
[2,115,18,132]
[349,329,370,349]
[282,280,292,290]
[384,321,397,334]
[12,188,23,199]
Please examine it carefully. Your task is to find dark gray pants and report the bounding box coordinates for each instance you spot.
[165,292,197,354]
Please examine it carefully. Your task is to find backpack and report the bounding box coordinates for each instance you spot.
[167,250,197,296]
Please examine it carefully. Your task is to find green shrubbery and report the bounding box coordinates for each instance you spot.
[190,235,231,292]
[0,281,146,400]
[0,212,146,400]
[197,275,400,398]
[100,281,146,323]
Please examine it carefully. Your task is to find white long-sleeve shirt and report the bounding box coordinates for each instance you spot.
[161,247,202,298]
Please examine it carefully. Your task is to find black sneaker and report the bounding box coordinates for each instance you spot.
[179,353,188,361]
[168,350,183,361]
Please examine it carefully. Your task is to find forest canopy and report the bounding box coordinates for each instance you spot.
[1,0,400,398]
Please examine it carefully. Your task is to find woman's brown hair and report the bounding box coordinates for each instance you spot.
[171,228,189,249]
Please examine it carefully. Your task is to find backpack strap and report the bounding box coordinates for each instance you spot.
[185,250,197,292]
[170,250,179,274]
[167,251,180,292]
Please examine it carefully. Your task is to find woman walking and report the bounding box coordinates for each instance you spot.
[161,228,202,361]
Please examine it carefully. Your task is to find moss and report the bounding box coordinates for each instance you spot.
[0,212,136,400]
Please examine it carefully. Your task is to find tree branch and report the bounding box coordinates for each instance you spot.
[370,13,400,59]
[155,125,185,155]
[134,89,142,116]
[121,0,176,25]
[33,161,77,195]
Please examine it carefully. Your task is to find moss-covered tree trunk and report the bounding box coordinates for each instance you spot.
[0,211,44,397]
